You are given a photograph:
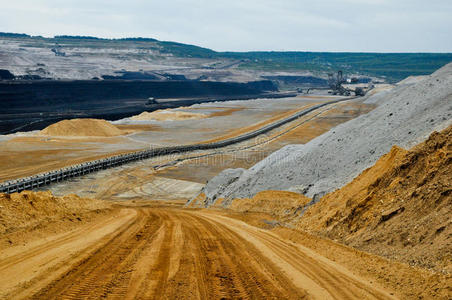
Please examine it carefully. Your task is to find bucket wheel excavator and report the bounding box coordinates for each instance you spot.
[328,71,366,96]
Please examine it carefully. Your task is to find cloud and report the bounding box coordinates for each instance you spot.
[0,0,451,52]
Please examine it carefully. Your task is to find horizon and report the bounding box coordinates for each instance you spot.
[2,31,452,54]
[1,0,451,53]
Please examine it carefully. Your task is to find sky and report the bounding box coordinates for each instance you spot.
[1,0,451,52]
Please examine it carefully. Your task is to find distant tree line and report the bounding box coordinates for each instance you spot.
[0,32,159,42]
[0,32,31,38]
[54,35,158,42]
[54,35,102,40]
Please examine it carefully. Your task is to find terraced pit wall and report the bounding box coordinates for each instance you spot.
[0,79,277,134]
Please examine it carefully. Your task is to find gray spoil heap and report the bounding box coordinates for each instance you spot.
[201,62,452,206]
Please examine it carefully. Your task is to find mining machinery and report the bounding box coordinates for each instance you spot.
[145,97,158,105]
[296,70,371,96]
[327,70,368,96]
[328,71,350,96]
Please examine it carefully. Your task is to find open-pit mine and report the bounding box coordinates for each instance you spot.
[0,33,451,300]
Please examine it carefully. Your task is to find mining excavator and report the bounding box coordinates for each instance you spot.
[328,70,366,96]
[301,71,368,96]
[328,71,349,95]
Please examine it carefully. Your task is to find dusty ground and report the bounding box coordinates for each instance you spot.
[2,200,451,299]
[1,91,451,299]
[207,127,452,297]
[0,202,394,299]
[0,95,330,182]
[0,136,142,182]
[130,109,208,121]
[158,100,375,183]
[40,99,374,202]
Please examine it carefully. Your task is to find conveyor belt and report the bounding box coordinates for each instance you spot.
[0,96,355,193]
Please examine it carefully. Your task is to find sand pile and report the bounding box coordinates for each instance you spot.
[229,190,311,219]
[298,126,452,273]
[189,190,310,224]
[202,62,452,203]
[40,118,123,137]
[130,109,207,121]
[0,191,110,245]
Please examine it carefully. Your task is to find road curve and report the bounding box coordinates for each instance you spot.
[1,207,396,299]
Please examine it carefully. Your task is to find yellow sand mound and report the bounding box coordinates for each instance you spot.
[130,109,207,121]
[298,125,452,272]
[40,119,123,137]
[0,190,109,236]
[228,190,311,219]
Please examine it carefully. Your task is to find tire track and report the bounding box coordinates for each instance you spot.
[0,209,137,300]
[15,207,397,299]
[197,212,396,299]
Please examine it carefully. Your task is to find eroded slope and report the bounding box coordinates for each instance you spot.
[202,62,452,202]
[0,191,111,249]
[298,126,452,273]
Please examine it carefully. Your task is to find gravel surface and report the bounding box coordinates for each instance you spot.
[204,63,452,203]
[116,96,322,146]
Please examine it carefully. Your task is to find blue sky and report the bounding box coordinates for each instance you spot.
[1,0,451,52]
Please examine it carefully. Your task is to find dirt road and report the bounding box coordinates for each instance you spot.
[1,206,396,300]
